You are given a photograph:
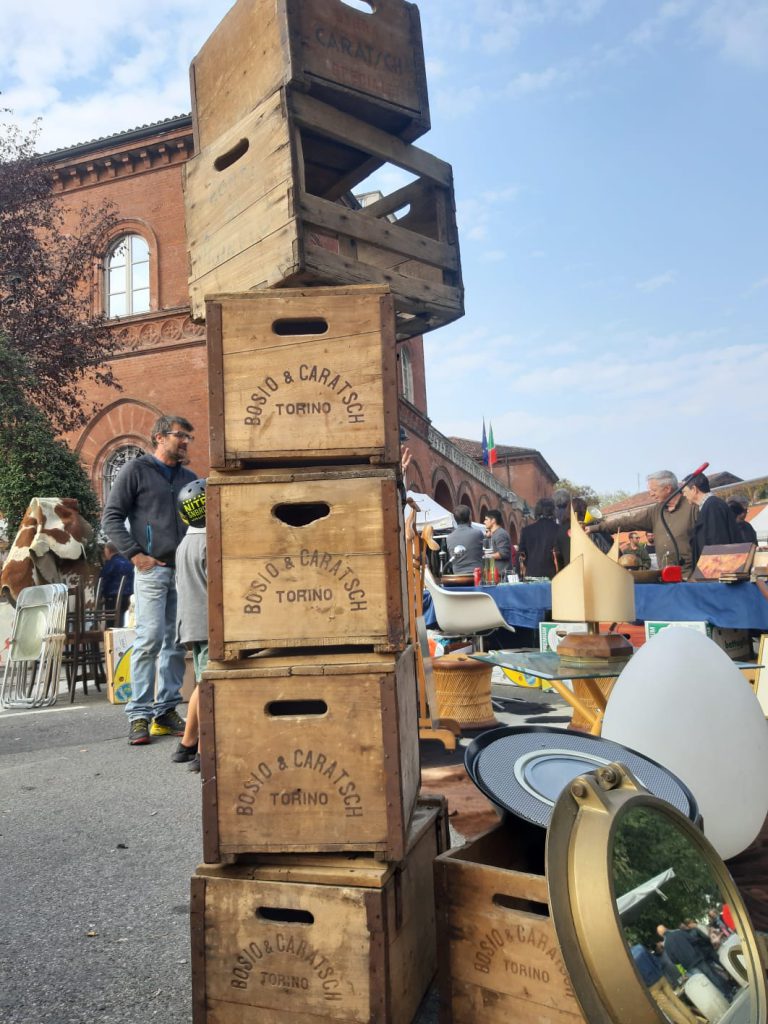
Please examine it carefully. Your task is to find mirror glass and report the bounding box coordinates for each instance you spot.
[612,805,754,1023]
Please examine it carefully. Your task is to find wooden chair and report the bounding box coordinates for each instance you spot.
[62,580,106,701]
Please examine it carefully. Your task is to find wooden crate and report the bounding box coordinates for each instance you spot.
[190,0,429,156]
[434,821,586,1024]
[206,286,400,469]
[207,466,408,658]
[190,797,449,1024]
[199,647,420,862]
[183,88,463,338]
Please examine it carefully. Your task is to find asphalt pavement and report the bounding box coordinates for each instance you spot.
[0,679,567,1024]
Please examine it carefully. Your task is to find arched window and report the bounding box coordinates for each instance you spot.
[400,347,414,403]
[105,234,150,318]
[102,444,144,503]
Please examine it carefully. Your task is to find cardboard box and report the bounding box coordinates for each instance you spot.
[645,621,753,660]
[199,648,420,862]
[104,628,197,704]
[191,798,448,1024]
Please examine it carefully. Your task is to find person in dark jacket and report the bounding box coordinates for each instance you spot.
[517,498,565,579]
[682,473,740,566]
[727,500,758,545]
[99,542,134,615]
[631,944,698,1024]
[657,925,733,1000]
[102,414,197,746]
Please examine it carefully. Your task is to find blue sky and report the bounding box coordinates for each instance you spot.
[2,0,766,492]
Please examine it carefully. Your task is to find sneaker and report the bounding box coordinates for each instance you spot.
[171,740,198,763]
[129,719,150,745]
[150,709,186,737]
[187,753,201,774]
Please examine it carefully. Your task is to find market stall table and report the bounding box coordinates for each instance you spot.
[424,581,768,631]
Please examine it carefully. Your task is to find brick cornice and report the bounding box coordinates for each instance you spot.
[51,130,194,193]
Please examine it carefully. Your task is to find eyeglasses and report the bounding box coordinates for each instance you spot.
[164,430,194,442]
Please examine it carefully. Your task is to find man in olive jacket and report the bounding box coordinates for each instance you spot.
[102,414,197,745]
[588,470,698,576]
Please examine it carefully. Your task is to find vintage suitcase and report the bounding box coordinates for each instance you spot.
[207,466,408,658]
[434,820,587,1024]
[206,286,400,469]
[199,647,420,862]
[190,797,448,1024]
[190,0,429,154]
[183,89,463,337]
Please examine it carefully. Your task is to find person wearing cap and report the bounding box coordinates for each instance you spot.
[682,473,740,566]
[171,478,208,774]
[102,414,197,746]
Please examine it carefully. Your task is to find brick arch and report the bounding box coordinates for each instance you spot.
[76,398,162,494]
[431,467,455,512]
[406,458,426,494]
[456,489,475,519]
[477,494,495,523]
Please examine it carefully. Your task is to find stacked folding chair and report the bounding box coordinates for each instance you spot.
[0,584,68,709]
[183,2,461,1020]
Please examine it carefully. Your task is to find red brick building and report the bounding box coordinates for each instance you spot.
[47,115,557,542]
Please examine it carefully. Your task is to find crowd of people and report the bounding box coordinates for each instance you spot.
[630,910,741,1022]
[443,469,753,582]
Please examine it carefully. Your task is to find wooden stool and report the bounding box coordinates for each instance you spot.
[432,654,497,730]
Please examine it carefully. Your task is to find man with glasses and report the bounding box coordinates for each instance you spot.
[102,415,197,745]
[587,470,698,576]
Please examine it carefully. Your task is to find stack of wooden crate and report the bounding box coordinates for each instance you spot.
[183,1,460,1021]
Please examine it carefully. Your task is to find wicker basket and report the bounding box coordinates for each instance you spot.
[432,653,497,729]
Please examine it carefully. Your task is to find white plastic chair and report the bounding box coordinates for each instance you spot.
[0,584,68,709]
[425,569,511,651]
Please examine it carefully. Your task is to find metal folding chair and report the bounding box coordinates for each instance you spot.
[0,584,68,709]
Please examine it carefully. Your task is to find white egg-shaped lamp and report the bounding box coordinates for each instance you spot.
[601,627,768,861]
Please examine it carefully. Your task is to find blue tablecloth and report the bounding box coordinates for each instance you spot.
[423,582,768,632]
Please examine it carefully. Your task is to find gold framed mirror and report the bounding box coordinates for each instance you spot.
[547,762,767,1024]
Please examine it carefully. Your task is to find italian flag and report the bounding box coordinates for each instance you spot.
[488,423,498,467]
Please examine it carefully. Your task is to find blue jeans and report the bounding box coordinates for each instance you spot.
[127,566,186,721]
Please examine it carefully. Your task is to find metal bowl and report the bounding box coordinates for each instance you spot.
[439,573,475,587]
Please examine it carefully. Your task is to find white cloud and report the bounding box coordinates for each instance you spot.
[635,271,676,293]
[747,275,768,293]
[457,186,521,244]
[428,337,768,490]
[696,0,768,69]
[628,0,696,48]
[481,249,506,262]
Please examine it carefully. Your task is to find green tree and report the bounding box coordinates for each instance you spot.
[0,113,119,432]
[0,113,118,539]
[554,478,600,506]
[0,341,99,538]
